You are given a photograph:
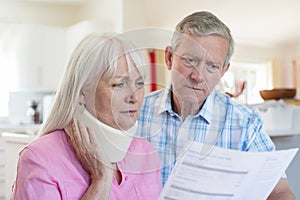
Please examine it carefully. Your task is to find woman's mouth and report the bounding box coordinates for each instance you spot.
[121,110,138,115]
[128,110,137,114]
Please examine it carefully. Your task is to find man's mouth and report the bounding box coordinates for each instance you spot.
[186,85,203,91]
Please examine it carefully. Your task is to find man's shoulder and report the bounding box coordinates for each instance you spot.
[214,91,259,117]
[142,89,167,107]
[144,89,165,99]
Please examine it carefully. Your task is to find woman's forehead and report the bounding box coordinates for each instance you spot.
[113,56,140,77]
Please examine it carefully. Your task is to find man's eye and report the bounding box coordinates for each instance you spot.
[183,57,198,66]
[111,83,124,88]
[206,63,221,73]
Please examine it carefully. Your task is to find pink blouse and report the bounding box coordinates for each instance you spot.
[11,130,162,200]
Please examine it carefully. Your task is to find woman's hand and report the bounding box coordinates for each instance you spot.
[65,119,113,200]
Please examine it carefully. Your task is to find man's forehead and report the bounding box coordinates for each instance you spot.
[177,34,228,61]
[176,39,209,59]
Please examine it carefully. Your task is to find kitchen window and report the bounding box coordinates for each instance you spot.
[216,61,272,105]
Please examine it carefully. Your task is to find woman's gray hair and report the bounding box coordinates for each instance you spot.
[38,32,146,136]
[171,11,234,66]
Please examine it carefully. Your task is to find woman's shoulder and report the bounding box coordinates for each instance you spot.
[21,130,71,161]
[121,137,161,173]
[129,137,156,153]
[29,130,67,149]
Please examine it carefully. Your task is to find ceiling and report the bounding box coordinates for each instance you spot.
[141,0,300,48]
[1,0,300,48]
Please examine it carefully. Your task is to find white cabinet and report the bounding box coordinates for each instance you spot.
[3,24,43,90]
[2,133,34,200]
[0,135,5,200]
[0,23,66,91]
[40,26,67,90]
[0,124,38,200]
[1,21,109,92]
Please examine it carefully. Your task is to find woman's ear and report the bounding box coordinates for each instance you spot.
[165,46,173,70]
[79,91,86,105]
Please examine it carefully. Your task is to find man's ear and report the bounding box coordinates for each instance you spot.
[165,46,173,70]
[221,62,230,76]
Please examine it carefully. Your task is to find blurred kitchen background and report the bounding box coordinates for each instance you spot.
[1,0,300,199]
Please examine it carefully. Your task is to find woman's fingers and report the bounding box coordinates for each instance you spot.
[69,118,112,170]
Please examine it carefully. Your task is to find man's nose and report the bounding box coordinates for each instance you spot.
[190,66,204,82]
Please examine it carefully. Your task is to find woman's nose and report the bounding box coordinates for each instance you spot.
[125,86,138,103]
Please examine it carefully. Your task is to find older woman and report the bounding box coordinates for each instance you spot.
[11,33,162,200]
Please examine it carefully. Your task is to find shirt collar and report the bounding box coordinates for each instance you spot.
[157,86,173,115]
[199,89,217,124]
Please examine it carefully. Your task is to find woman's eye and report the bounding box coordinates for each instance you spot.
[136,81,145,88]
[111,83,124,88]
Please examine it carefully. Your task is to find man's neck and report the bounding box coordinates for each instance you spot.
[171,94,204,121]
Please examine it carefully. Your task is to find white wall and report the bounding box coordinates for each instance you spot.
[0,1,82,27]
[123,0,147,31]
[79,0,122,32]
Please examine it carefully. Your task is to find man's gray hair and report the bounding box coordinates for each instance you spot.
[171,11,234,66]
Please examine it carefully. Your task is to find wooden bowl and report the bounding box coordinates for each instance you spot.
[259,88,296,100]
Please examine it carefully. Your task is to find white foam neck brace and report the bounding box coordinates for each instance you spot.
[74,104,136,163]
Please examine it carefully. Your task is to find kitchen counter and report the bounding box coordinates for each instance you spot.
[271,135,300,199]
[0,123,41,135]
[267,129,300,137]
[284,99,300,106]
[251,100,300,137]
[1,132,36,199]
[1,132,36,144]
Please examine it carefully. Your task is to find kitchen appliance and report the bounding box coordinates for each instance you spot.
[42,94,55,122]
[9,89,55,124]
[26,100,40,124]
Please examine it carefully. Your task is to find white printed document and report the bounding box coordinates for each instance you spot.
[159,142,298,200]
